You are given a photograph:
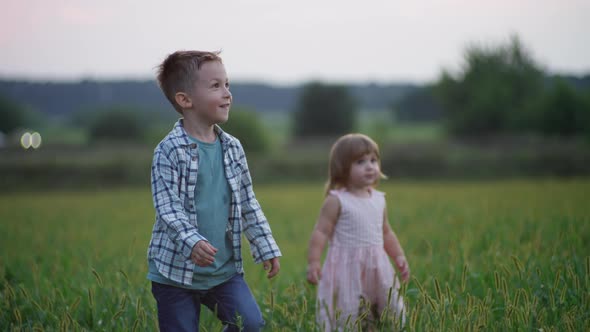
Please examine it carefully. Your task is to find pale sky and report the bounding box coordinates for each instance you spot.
[1,0,589,84]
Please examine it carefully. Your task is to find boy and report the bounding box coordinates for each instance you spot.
[147,50,281,332]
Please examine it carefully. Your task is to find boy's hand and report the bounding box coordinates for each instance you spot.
[395,255,410,282]
[191,241,218,267]
[306,262,322,285]
[263,257,280,279]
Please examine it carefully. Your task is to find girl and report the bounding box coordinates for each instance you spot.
[307,133,410,331]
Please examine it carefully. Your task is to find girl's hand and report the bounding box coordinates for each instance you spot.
[395,255,410,282]
[306,262,322,284]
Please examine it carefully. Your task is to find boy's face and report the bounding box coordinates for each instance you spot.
[186,61,232,125]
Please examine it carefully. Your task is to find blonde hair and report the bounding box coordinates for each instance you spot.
[156,50,223,114]
[325,133,386,195]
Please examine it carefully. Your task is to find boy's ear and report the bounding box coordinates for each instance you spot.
[175,92,192,109]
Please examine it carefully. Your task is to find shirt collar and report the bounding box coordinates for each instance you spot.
[172,119,231,149]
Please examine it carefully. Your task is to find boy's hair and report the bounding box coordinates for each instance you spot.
[156,50,223,114]
[325,133,386,195]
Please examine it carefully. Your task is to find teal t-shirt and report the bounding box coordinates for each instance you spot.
[148,134,236,289]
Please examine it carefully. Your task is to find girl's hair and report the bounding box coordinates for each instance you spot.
[156,50,222,114]
[325,133,386,195]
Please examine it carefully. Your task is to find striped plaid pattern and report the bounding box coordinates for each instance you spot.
[148,119,281,286]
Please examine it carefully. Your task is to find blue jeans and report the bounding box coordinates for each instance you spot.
[151,274,264,332]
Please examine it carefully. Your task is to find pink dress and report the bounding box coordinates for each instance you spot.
[317,189,405,331]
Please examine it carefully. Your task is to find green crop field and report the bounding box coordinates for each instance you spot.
[1,179,589,331]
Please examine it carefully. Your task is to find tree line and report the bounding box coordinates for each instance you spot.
[2,35,590,151]
[294,36,590,140]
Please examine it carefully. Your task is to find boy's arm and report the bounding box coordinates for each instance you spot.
[383,207,410,282]
[237,149,282,264]
[151,148,206,260]
[306,194,340,284]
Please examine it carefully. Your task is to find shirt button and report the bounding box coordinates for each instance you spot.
[192,157,197,161]
[189,204,194,209]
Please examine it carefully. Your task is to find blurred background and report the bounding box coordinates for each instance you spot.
[1,1,589,190]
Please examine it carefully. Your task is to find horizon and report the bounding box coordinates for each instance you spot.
[1,69,589,87]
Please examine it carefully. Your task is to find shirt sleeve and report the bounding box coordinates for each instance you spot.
[236,146,282,263]
[151,146,205,259]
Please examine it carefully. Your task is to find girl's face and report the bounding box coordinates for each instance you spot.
[347,152,380,190]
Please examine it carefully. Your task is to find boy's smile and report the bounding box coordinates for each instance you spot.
[188,61,232,126]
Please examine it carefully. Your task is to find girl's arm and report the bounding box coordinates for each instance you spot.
[306,194,340,284]
[383,207,410,282]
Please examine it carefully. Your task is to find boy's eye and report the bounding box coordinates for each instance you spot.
[212,83,220,88]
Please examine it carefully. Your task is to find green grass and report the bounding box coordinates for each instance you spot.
[1,179,589,331]
[255,110,445,150]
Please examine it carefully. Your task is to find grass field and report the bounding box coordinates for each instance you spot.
[1,179,589,331]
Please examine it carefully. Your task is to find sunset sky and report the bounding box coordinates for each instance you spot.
[1,0,588,84]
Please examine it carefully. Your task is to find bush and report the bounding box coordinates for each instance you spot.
[88,107,145,142]
[532,80,590,137]
[0,94,27,134]
[221,107,270,154]
[293,82,357,137]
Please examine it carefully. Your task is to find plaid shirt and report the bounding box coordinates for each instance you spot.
[148,119,281,286]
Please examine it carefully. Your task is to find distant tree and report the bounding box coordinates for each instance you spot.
[293,82,357,137]
[393,85,443,122]
[531,80,590,137]
[0,94,27,133]
[221,107,269,154]
[551,74,590,91]
[89,107,145,142]
[586,89,590,140]
[434,35,545,136]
